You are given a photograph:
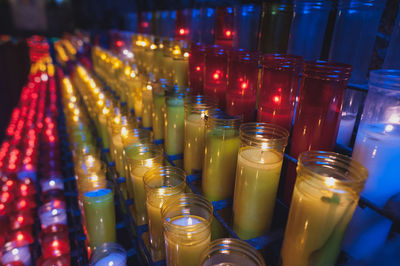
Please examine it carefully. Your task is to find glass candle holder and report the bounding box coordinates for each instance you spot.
[162,38,175,85]
[37,255,70,266]
[142,79,154,129]
[188,43,205,95]
[82,181,116,250]
[152,80,167,141]
[329,0,386,84]
[200,238,265,266]
[1,241,31,266]
[258,0,293,54]
[287,0,332,60]
[257,54,303,130]
[383,8,400,69]
[162,193,213,266]
[232,4,261,51]
[90,242,127,266]
[280,151,368,266]
[199,7,217,45]
[204,45,229,108]
[175,9,192,41]
[190,8,202,43]
[125,143,163,225]
[139,12,152,34]
[233,123,289,240]
[215,6,234,47]
[226,50,260,122]
[336,89,364,146]
[285,61,352,204]
[39,200,67,230]
[144,166,186,260]
[164,86,186,162]
[172,41,189,88]
[184,96,217,175]
[202,113,241,201]
[40,229,70,259]
[343,70,400,259]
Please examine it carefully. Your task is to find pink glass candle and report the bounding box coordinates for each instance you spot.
[188,43,205,95]
[204,45,229,107]
[215,7,234,47]
[257,54,303,130]
[226,50,260,122]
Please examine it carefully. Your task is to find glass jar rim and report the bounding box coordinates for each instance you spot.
[184,95,218,111]
[369,69,400,91]
[240,122,289,149]
[144,166,186,191]
[90,242,127,265]
[200,238,266,266]
[303,60,352,81]
[207,112,242,128]
[262,54,303,70]
[338,0,386,9]
[125,143,163,163]
[205,45,230,57]
[230,49,261,62]
[294,0,332,10]
[298,151,368,193]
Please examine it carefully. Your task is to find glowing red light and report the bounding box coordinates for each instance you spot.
[179,28,185,35]
[241,82,248,89]
[19,200,27,208]
[213,71,221,80]
[6,180,14,187]
[49,136,56,142]
[20,184,28,192]
[17,216,24,223]
[196,66,201,72]
[52,240,59,247]
[273,95,281,104]
[225,30,232,37]
[0,204,5,210]
[17,233,24,241]
[141,22,149,28]
[115,40,124,47]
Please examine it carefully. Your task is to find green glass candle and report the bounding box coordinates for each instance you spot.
[202,113,241,201]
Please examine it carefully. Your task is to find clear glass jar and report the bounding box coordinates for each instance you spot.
[215,6,234,47]
[125,143,163,225]
[329,0,386,84]
[200,238,265,266]
[233,123,289,240]
[287,0,332,60]
[172,41,189,88]
[162,193,213,266]
[383,8,400,69]
[184,96,217,175]
[152,79,167,141]
[90,242,127,266]
[232,4,261,51]
[202,113,241,201]
[142,78,154,129]
[144,166,186,260]
[188,43,205,95]
[343,70,400,259]
[281,151,368,266]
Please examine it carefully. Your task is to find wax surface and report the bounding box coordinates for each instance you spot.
[93,253,127,266]
[165,215,210,266]
[184,114,206,174]
[1,245,31,265]
[165,98,185,156]
[281,180,356,266]
[202,129,240,201]
[337,115,356,146]
[40,208,68,229]
[233,148,283,239]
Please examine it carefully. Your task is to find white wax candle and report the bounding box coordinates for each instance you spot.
[337,115,356,146]
[40,208,68,229]
[93,253,127,266]
[2,244,32,266]
[41,178,64,193]
[171,216,202,226]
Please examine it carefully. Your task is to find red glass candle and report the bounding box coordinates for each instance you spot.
[40,229,70,259]
[175,9,191,40]
[9,227,34,245]
[226,50,260,122]
[204,45,229,107]
[10,212,34,230]
[188,43,205,95]
[283,61,352,204]
[257,54,303,130]
[215,6,234,47]
[36,255,70,266]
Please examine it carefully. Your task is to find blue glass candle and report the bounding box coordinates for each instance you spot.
[343,70,400,259]
[329,0,386,84]
[287,0,332,60]
[233,4,261,51]
[383,7,400,69]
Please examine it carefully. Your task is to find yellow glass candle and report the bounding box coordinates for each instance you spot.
[152,80,166,141]
[126,144,163,225]
[280,151,368,266]
[202,114,241,201]
[162,39,174,85]
[162,194,213,266]
[172,41,189,88]
[82,182,116,250]
[200,238,266,266]
[184,96,216,174]
[144,166,186,261]
[142,81,153,128]
[233,123,289,240]
[164,86,186,166]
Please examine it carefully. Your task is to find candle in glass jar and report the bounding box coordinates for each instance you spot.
[142,83,153,128]
[162,194,213,266]
[1,242,31,266]
[202,114,241,201]
[336,114,356,146]
[233,123,288,240]
[280,151,368,266]
[90,242,127,266]
[39,201,67,230]
[83,186,116,250]
[152,82,166,141]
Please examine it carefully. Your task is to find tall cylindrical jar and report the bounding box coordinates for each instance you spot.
[142,79,154,129]
[215,6,234,47]
[202,113,241,201]
[226,50,260,122]
[258,0,293,54]
[342,70,400,259]
[152,80,167,141]
[281,151,368,266]
[285,61,352,204]
[199,7,217,45]
[204,45,229,108]
[232,4,261,51]
[257,54,303,130]
[172,41,189,88]
[383,8,400,69]
[164,86,186,166]
[287,0,332,60]
[144,166,186,260]
[162,193,213,266]
[188,43,205,95]
[329,0,386,84]
[200,238,266,266]
[233,123,289,240]
[125,143,163,225]
[184,96,216,175]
